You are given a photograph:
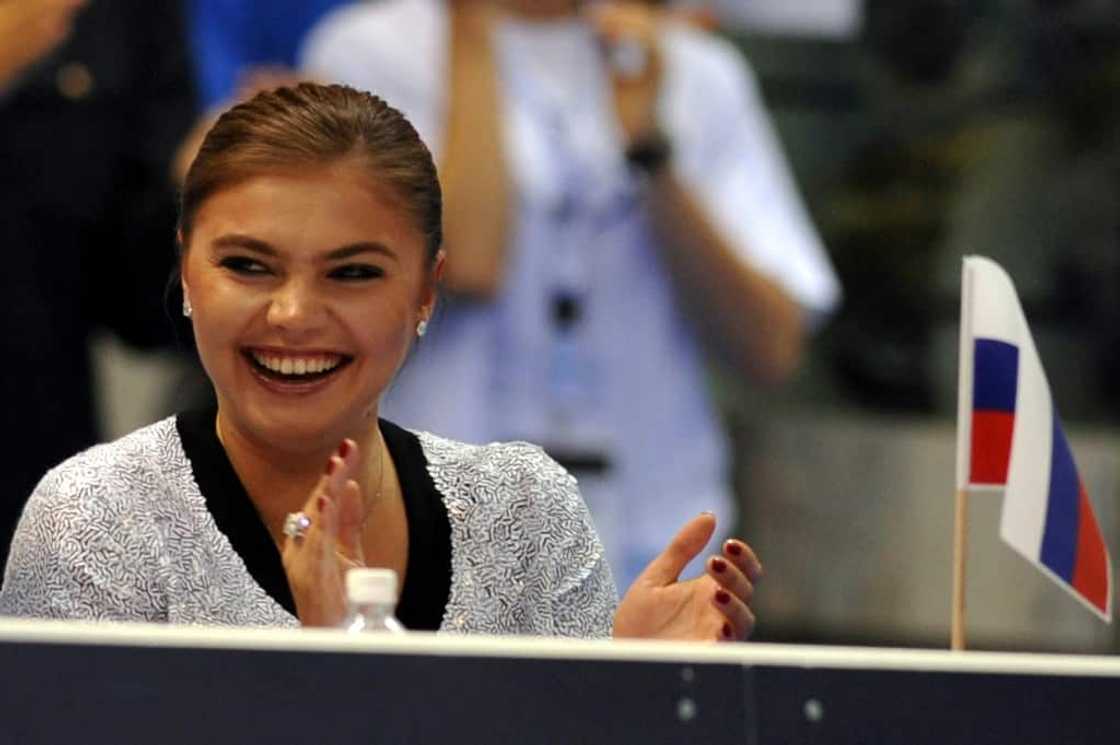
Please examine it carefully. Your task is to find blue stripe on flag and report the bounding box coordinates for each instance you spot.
[1039,410,1080,581]
[973,339,1019,412]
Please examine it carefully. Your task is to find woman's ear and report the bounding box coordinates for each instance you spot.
[181,280,193,318]
[432,250,447,285]
[179,235,193,319]
[177,227,191,288]
[421,250,447,318]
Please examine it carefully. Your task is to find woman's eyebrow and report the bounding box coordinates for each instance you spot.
[211,234,277,255]
[326,242,398,262]
[210,235,396,262]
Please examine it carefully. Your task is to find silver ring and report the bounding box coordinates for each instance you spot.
[283,511,312,543]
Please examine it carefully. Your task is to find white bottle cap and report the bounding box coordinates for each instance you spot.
[346,568,398,605]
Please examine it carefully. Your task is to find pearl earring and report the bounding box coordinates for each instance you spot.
[182,296,193,318]
[416,319,428,337]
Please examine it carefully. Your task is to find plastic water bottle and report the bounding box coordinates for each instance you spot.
[344,568,405,634]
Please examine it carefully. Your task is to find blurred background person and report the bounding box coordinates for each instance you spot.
[302,0,841,587]
[187,0,351,112]
[0,0,196,568]
[173,0,356,183]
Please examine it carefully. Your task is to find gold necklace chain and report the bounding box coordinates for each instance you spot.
[216,410,386,524]
[362,428,386,525]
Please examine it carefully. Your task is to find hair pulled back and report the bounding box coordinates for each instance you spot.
[179,83,442,262]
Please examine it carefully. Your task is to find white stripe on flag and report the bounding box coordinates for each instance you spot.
[961,257,1051,557]
[966,257,1025,343]
[999,338,1052,564]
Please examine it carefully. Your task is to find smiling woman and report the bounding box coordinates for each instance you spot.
[0,83,762,641]
[184,166,432,458]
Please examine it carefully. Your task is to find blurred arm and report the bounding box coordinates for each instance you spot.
[595,1,813,384]
[97,1,198,349]
[0,0,86,94]
[437,1,512,299]
[645,171,805,385]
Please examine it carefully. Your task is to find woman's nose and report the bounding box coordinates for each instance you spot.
[266,281,326,331]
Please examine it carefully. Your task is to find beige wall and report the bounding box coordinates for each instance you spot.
[741,410,1120,653]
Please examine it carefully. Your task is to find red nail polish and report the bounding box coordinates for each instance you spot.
[325,457,336,475]
[338,440,351,458]
[726,542,743,557]
[318,495,328,512]
[711,558,727,573]
[715,589,731,605]
[722,623,732,639]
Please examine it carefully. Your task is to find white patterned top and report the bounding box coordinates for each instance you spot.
[0,416,617,637]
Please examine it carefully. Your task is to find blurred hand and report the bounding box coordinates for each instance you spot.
[0,0,88,90]
[666,5,717,31]
[449,0,500,37]
[282,439,367,627]
[613,513,762,641]
[585,0,664,143]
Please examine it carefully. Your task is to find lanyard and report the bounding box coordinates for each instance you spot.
[497,20,640,301]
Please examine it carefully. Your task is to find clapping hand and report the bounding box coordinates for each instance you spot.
[613,513,762,641]
[281,440,367,627]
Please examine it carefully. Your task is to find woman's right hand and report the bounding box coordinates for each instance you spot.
[281,440,367,627]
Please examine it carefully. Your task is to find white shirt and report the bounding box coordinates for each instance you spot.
[303,0,840,586]
[1,416,615,636]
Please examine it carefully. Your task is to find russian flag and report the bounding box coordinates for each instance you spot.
[957,257,1112,622]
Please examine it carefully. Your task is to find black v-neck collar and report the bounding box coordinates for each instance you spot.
[175,408,451,630]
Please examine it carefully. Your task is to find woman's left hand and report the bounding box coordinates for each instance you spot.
[612,513,762,642]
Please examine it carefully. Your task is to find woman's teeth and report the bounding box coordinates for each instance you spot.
[250,352,342,376]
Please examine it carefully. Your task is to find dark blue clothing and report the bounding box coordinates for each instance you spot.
[188,0,354,109]
[0,1,197,570]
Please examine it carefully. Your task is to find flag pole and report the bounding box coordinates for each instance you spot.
[953,258,974,651]
[951,486,968,650]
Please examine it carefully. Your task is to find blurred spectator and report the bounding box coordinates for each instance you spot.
[303,0,840,586]
[174,0,354,183]
[0,0,196,567]
[186,0,352,110]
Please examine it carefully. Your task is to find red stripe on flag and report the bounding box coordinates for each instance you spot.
[970,410,1015,484]
[1072,483,1110,615]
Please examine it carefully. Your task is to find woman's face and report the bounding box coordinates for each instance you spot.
[182,161,438,454]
